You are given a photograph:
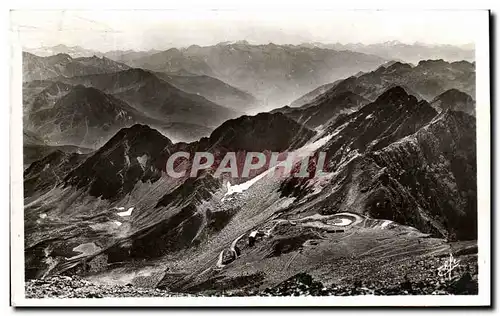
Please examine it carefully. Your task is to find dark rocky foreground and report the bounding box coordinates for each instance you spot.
[256,272,478,297]
[26,267,477,298]
[25,276,179,298]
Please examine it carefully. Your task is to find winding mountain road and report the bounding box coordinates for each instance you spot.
[215,213,365,269]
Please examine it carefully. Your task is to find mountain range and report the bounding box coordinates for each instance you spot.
[24,85,477,293]
[289,60,475,108]
[21,42,478,296]
[303,41,474,64]
[23,67,244,147]
[22,52,130,82]
[430,89,476,116]
[51,68,240,127]
[125,42,388,107]
[24,44,101,58]
[153,71,257,111]
[272,91,369,129]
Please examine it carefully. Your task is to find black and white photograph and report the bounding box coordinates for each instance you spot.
[9,8,491,307]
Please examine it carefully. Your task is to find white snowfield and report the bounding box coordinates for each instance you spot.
[117,207,134,217]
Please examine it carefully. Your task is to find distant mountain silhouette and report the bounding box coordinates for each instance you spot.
[307,41,474,64]
[22,52,130,82]
[53,68,241,128]
[154,72,257,111]
[24,44,100,58]
[126,42,387,107]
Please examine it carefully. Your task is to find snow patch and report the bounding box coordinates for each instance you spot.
[222,167,275,200]
[68,242,101,260]
[295,134,334,157]
[39,213,47,219]
[113,221,122,227]
[381,220,392,228]
[117,207,134,217]
[136,154,148,170]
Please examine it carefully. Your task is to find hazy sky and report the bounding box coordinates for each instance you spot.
[11,10,480,51]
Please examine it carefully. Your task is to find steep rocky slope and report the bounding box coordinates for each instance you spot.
[280,87,476,240]
[274,91,369,129]
[289,81,339,108]
[205,112,315,152]
[23,113,314,279]
[24,81,73,114]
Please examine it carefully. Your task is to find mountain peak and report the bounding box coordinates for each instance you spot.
[45,53,73,63]
[207,112,315,152]
[433,88,472,100]
[382,40,404,46]
[417,59,448,68]
[375,86,412,103]
[430,89,475,116]
[32,85,138,135]
[385,61,413,72]
[65,124,173,200]
[54,53,72,58]
[122,67,154,77]
[111,124,172,146]
[66,85,105,98]
[233,40,250,46]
